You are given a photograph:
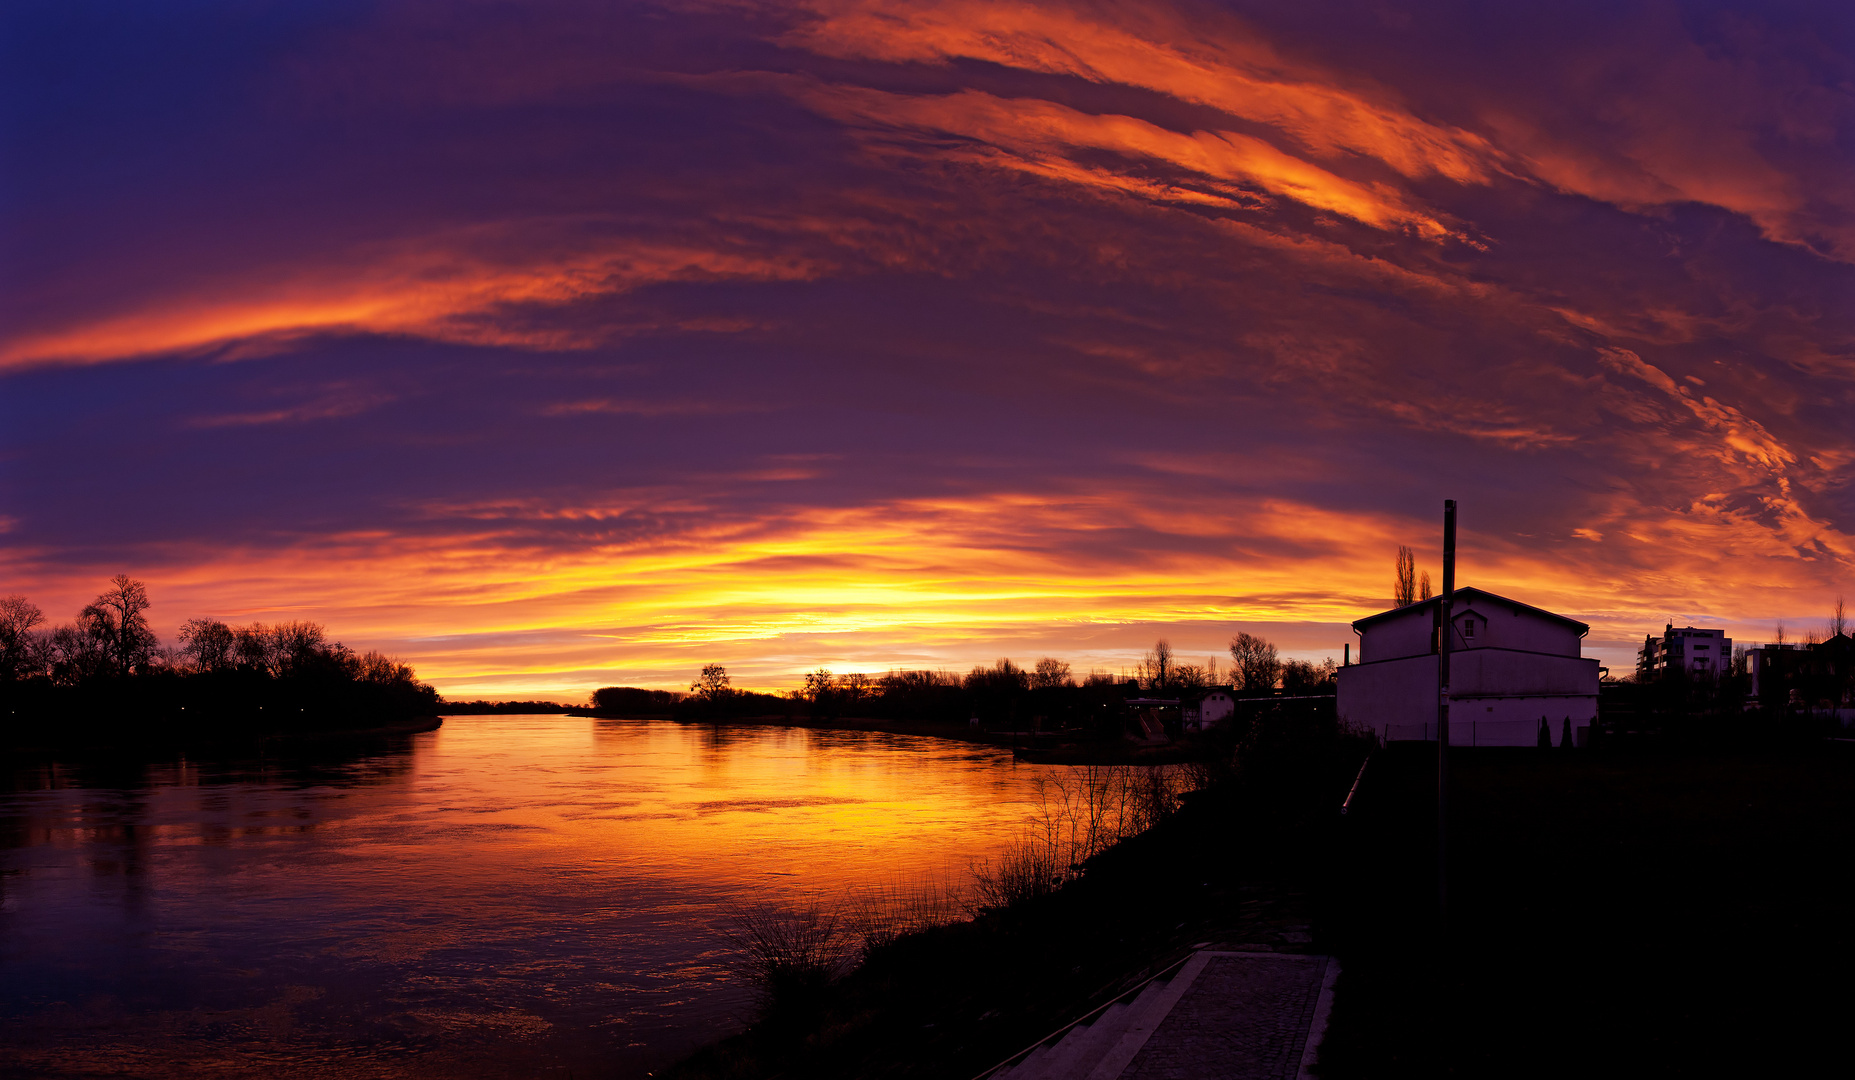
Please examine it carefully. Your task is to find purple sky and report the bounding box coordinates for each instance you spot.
[4,0,1852,696]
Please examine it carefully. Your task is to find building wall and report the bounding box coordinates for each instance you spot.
[1641,625,1732,679]
[1337,653,1437,732]
[1337,653,1596,746]
[1449,649,1600,698]
[1451,601,1584,658]
[1360,594,1583,662]
[1341,592,1597,748]
[1361,612,1440,662]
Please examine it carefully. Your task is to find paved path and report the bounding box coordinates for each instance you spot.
[988,949,1338,1080]
[1118,952,1335,1080]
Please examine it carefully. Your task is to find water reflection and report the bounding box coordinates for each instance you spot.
[0,716,1064,1078]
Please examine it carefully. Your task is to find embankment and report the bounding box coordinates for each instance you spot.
[662,724,1368,1080]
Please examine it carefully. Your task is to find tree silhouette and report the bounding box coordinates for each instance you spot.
[0,595,45,681]
[178,618,237,672]
[80,575,156,677]
[1032,657,1073,689]
[1395,546,1417,607]
[1229,632,1281,693]
[691,663,732,701]
[1139,639,1175,691]
[837,671,873,705]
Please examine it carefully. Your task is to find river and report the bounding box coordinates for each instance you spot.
[0,715,1070,1078]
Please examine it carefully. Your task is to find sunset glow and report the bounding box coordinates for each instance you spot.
[5,0,1852,697]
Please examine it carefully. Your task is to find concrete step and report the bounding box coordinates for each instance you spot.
[994,1041,1050,1079]
[1015,1001,1128,1080]
[1082,952,1214,1080]
[989,954,1211,1080]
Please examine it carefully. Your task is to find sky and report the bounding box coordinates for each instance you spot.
[3,0,1853,698]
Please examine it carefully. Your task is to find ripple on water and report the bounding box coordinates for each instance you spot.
[0,715,1067,1079]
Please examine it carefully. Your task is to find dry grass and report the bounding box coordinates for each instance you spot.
[724,877,969,1011]
[843,877,969,956]
[971,764,1198,910]
[721,900,854,1010]
[725,766,1201,1010]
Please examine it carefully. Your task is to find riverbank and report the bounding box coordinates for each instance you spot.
[572,710,1208,764]
[661,734,1855,1078]
[662,719,1366,1079]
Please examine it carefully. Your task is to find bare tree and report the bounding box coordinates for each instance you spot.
[1420,570,1432,601]
[48,622,111,686]
[1395,546,1416,607]
[178,618,237,673]
[1775,620,1786,647]
[80,575,157,677]
[837,671,873,705]
[0,595,45,680]
[1031,657,1072,689]
[1281,658,1338,694]
[691,663,732,701]
[1834,596,1848,640]
[1138,639,1174,691]
[1170,663,1212,692]
[358,651,415,685]
[1229,631,1280,693]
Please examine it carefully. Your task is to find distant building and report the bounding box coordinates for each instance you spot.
[1746,634,1854,708]
[1638,623,1732,681]
[1336,587,1600,747]
[1181,688,1236,732]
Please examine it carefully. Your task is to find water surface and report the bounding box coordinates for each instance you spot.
[0,716,1065,1078]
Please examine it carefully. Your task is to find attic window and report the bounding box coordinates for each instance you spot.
[1463,617,1477,639]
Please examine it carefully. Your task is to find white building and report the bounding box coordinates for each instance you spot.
[1182,688,1236,731]
[1336,587,1600,747]
[1638,624,1732,680]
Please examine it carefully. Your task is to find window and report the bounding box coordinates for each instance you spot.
[1463,618,1477,639]
[1694,643,1709,650]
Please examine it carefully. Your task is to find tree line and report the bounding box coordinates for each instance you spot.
[602,632,1337,731]
[0,575,438,739]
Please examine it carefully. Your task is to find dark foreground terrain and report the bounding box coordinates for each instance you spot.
[1324,739,1855,1077]
[668,731,1855,1078]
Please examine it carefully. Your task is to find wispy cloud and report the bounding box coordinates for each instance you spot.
[4,0,1851,694]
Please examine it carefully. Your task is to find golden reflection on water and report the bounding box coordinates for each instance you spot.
[0,716,1067,1079]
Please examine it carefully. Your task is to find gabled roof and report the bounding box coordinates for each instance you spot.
[1351,587,1589,635]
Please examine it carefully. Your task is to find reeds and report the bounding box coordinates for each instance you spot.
[723,877,969,1013]
[721,900,853,1014]
[724,765,1199,1014]
[971,764,1198,911]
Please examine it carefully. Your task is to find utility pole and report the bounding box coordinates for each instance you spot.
[1438,499,1456,927]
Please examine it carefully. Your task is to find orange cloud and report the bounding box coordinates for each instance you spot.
[0,230,826,369]
[802,85,1464,239]
[782,0,1504,183]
